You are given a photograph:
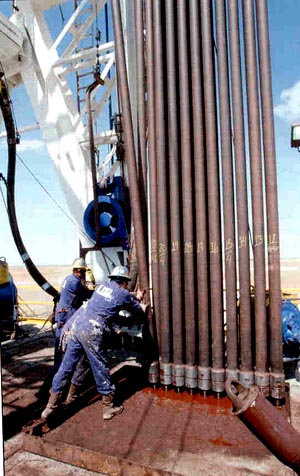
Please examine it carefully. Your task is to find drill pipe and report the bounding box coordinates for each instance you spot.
[177,0,197,385]
[189,0,210,390]
[255,0,284,399]
[226,379,300,474]
[215,0,238,379]
[153,0,172,376]
[145,0,160,362]
[111,0,149,294]
[165,0,184,383]
[135,0,147,196]
[242,0,268,392]
[228,0,253,386]
[200,0,224,393]
[86,74,104,248]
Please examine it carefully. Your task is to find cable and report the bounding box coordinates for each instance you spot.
[15,152,93,243]
[59,4,65,25]
[0,68,59,299]
[100,248,116,272]
[0,60,19,140]
[0,173,8,211]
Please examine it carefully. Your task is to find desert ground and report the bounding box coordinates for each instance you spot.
[8,259,300,321]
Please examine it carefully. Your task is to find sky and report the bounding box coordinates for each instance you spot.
[0,0,300,266]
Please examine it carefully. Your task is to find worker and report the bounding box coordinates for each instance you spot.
[42,265,147,421]
[54,257,94,368]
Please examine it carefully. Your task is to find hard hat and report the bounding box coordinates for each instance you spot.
[72,257,87,270]
[108,266,131,281]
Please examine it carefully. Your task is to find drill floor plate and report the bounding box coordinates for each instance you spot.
[23,387,293,476]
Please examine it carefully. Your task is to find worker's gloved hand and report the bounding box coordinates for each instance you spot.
[135,288,145,302]
[140,302,149,313]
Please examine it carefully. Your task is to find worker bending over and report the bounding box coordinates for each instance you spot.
[42,266,147,421]
[54,258,94,367]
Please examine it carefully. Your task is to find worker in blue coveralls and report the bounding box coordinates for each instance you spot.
[54,257,94,369]
[42,265,147,421]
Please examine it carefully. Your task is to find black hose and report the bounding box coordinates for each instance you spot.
[0,75,59,301]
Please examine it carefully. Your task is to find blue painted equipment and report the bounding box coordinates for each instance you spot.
[0,275,17,318]
[282,300,300,358]
[0,257,18,338]
[83,177,130,249]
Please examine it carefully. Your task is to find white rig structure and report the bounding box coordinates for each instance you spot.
[0,0,135,280]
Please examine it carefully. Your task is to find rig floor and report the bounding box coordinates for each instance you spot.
[2,329,300,476]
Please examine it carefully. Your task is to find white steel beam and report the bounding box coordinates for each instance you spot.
[17,0,94,248]
[52,0,106,57]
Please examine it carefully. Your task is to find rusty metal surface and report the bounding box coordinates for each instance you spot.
[255,0,284,390]
[165,0,183,371]
[111,0,149,294]
[153,0,171,367]
[23,387,295,476]
[189,0,209,379]
[200,0,224,391]
[177,0,196,371]
[145,0,160,358]
[227,0,253,381]
[227,380,300,474]
[135,0,147,195]
[216,0,238,376]
[86,74,105,247]
[5,434,104,476]
[242,0,268,388]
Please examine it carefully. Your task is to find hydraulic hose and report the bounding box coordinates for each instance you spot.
[0,74,59,301]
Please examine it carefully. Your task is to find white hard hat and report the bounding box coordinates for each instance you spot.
[108,266,131,281]
[72,257,87,270]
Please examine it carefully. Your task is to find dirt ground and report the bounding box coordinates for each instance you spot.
[9,260,300,328]
[10,265,70,321]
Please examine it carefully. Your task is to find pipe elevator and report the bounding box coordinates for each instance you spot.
[111,0,284,400]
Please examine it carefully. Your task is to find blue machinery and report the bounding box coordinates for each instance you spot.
[282,300,300,356]
[83,177,130,250]
[0,257,18,337]
[281,299,300,380]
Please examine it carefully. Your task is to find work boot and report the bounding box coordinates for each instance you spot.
[66,383,80,404]
[102,393,124,420]
[41,390,60,419]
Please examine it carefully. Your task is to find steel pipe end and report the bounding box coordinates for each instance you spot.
[148,374,159,384]
[185,365,198,389]
[148,360,160,384]
[239,370,255,387]
[148,361,160,373]
[270,372,286,400]
[198,366,211,391]
[255,371,270,397]
[225,378,259,415]
[198,366,211,379]
[172,364,185,388]
[160,362,172,386]
[226,369,239,381]
[172,364,185,376]
[211,368,225,393]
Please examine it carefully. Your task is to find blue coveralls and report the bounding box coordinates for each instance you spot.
[51,280,143,396]
[54,273,93,367]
